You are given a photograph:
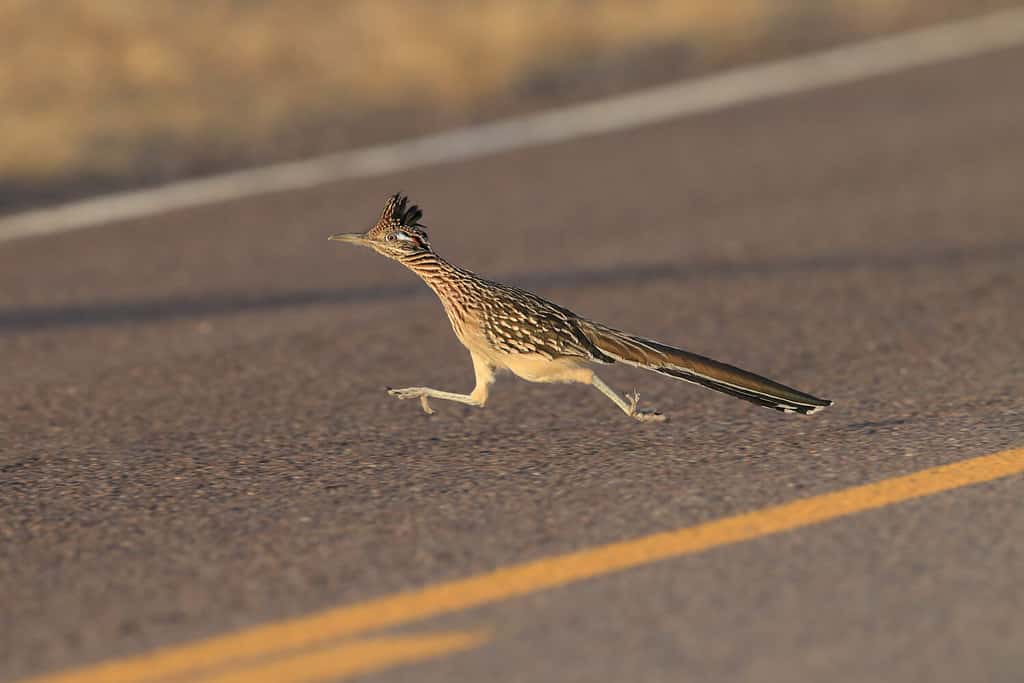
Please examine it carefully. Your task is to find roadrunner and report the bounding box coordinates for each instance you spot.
[330,194,832,422]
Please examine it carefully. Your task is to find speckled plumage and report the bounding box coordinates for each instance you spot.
[407,256,614,363]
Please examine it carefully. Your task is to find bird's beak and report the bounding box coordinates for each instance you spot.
[328,232,370,246]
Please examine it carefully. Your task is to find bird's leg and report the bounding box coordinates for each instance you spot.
[388,352,495,415]
[386,387,472,414]
[591,375,667,423]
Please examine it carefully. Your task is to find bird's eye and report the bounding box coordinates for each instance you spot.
[385,233,397,241]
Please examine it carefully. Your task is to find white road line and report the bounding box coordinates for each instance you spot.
[3,8,1024,245]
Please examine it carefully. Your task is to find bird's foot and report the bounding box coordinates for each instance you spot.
[634,410,667,423]
[626,389,667,423]
[386,387,435,415]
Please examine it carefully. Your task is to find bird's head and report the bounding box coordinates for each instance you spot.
[329,193,432,260]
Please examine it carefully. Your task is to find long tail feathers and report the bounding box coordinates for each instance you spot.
[581,322,832,415]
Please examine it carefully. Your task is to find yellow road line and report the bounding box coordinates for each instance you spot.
[22,448,1023,683]
[188,630,488,683]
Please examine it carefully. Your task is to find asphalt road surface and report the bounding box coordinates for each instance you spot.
[2,45,1023,683]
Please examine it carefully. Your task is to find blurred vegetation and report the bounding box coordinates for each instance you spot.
[0,0,1018,207]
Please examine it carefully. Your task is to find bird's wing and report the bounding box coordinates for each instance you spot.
[478,285,615,363]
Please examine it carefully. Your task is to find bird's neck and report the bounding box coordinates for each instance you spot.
[396,251,480,334]
[397,250,470,287]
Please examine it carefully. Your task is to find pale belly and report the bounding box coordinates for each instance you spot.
[463,330,592,384]
[444,305,594,385]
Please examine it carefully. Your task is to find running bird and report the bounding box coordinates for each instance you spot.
[329,194,832,422]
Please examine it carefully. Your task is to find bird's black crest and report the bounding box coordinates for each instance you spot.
[381,193,425,229]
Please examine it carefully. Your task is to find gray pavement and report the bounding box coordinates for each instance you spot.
[1,46,1023,682]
